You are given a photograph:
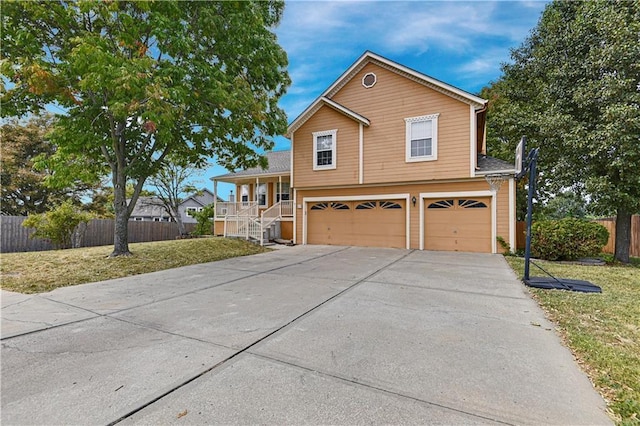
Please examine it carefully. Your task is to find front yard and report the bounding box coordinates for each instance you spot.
[506,257,640,425]
[0,237,270,294]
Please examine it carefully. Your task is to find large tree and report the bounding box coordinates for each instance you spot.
[147,160,203,235]
[0,114,83,215]
[484,0,640,262]
[1,0,290,256]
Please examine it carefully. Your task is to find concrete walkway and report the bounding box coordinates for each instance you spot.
[1,246,611,425]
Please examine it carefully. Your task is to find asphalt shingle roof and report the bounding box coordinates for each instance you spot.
[214,151,290,179]
[477,155,514,173]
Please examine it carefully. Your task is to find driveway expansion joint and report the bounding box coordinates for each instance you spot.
[108,248,413,425]
[245,351,516,426]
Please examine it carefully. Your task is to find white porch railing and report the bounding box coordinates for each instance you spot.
[223,200,290,245]
[216,202,258,218]
[280,200,294,217]
[224,216,262,241]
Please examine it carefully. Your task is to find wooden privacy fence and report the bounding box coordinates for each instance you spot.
[1,216,196,253]
[594,215,640,257]
[515,216,640,257]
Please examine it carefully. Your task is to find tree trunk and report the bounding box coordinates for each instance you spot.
[111,171,132,257]
[614,208,631,264]
[175,212,186,236]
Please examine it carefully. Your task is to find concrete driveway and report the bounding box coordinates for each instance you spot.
[1,246,610,425]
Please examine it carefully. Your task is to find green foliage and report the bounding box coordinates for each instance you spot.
[191,205,214,236]
[496,236,512,254]
[541,191,588,220]
[2,0,290,255]
[531,218,610,261]
[0,114,85,215]
[22,200,92,249]
[483,0,640,263]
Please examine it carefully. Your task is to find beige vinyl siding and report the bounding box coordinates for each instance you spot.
[295,179,504,250]
[330,63,471,184]
[293,106,359,188]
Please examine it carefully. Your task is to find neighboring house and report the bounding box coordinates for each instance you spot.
[213,51,515,252]
[129,196,173,222]
[130,189,223,224]
[179,188,220,224]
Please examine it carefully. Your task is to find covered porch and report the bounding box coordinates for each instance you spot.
[211,151,293,244]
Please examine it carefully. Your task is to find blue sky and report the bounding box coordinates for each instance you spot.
[208,0,549,199]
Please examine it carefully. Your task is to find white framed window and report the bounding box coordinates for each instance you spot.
[134,217,143,221]
[185,207,200,217]
[405,113,439,162]
[240,185,249,204]
[153,217,161,222]
[313,129,337,170]
[277,182,291,202]
[257,183,268,207]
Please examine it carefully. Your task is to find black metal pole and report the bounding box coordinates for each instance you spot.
[523,148,539,281]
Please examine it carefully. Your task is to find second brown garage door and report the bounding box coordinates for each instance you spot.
[424,198,491,252]
[307,200,406,248]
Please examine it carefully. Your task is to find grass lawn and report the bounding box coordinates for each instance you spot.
[1,237,270,294]
[506,256,640,425]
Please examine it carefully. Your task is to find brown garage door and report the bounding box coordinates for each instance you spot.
[424,198,491,252]
[307,200,405,248]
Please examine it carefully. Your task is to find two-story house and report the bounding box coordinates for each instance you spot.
[213,52,515,253]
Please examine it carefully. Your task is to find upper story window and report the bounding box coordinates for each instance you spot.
[313,129,337,170]
[257,183,268,207]
[405,113,439,162]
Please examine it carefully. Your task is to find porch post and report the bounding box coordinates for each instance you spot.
[213,179,218,216]
[278,175,282,214]
[255,177,259,206]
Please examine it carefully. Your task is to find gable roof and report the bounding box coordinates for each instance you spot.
[130,196,170,218]
[179,188,223,207]
[287,51,487,137]
[286,96,370,137]
[213,150,291,180]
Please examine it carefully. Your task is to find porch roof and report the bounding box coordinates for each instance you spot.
[212,151,291,181]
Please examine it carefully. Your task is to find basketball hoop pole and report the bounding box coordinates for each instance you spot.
[523,147,539,281]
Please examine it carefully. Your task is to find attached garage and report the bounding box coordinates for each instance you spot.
[423,198,491,252]
[306,199,406,248]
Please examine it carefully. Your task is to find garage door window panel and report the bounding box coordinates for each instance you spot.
[380,201,402,209]
[330,202,350,210]
[313,129,337,170]
[428,199,454,209]
[458,199,487,209]
[310,203,329,210]
[355,201,376,210]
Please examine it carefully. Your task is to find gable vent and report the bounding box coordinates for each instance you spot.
[362,72,377,88]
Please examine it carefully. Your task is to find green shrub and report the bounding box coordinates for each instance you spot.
[22,200,92,249]
[531,218,609,261]
[191,204,214,236]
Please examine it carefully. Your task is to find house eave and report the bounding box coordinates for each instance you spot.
[325,51,487,108]
[286,96,370,138]
[211,170,291,183]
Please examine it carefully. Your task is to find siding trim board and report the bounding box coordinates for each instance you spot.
[302,193,411,249]
[359,122,364,184]
[509,178,516,251]
[470,105,476,178]
[419,190,495,252]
